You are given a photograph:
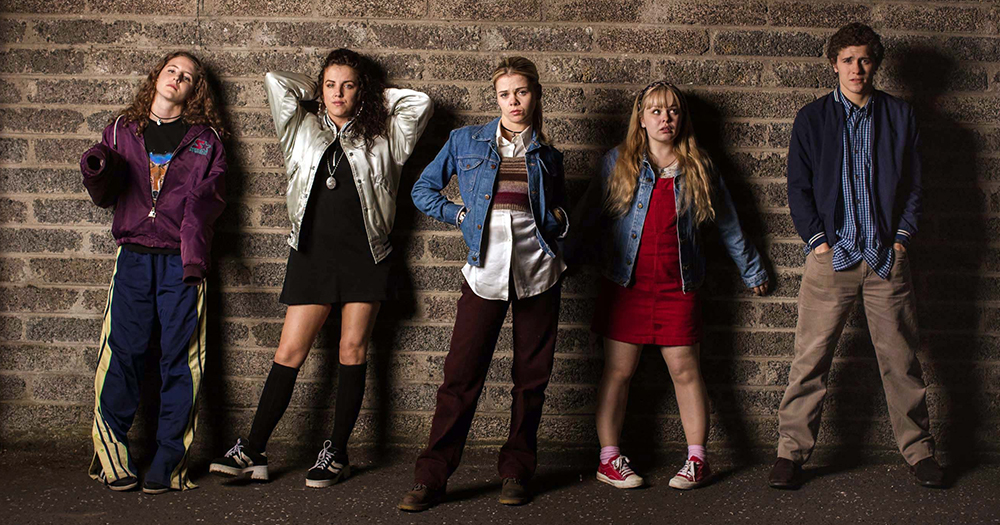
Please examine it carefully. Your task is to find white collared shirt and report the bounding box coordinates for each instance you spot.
[460,124,566,301]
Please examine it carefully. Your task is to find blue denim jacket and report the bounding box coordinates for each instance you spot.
[411,118,567,267]
[576,148,767,292]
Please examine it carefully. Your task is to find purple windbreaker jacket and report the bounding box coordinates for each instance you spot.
[80,117,227,284]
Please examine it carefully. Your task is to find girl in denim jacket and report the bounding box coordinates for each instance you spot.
[576,82,768,491]
[401,57,568,511]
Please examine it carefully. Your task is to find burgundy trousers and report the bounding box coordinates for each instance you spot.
[414,279,562,489]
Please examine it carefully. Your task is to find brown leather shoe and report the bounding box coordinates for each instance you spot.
[398,483,445,512]
[768,458,803,489]
[499,478,531,505]
[911,457,945,488]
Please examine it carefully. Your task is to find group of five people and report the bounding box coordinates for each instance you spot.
[79,22,944,508]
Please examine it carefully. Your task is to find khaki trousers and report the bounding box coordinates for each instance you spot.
[776,248,935,465]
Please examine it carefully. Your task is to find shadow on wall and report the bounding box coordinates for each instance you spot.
[119,48,990,470]
[888,46,988,471]
[198,64,247,461]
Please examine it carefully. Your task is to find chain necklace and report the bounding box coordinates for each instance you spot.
[322,112,353,190]
[325,148,344,189]
[149,111,181,126]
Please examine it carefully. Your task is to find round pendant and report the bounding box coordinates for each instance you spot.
[326,176,337,190]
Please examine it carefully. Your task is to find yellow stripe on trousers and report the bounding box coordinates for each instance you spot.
[169,279,208,490]
[88,247,135,483]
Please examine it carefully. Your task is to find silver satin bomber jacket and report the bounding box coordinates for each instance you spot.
[264,71,433,262]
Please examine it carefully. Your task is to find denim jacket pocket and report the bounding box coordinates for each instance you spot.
[457,155,485,193]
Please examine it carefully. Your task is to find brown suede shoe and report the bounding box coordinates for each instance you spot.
[499,478,531,505]
[911,457,945,488]
[398,483,445,512]
[768,458,803,490]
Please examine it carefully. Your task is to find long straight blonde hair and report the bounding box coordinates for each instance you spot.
[604,82,715,225]
[491,56,548,144]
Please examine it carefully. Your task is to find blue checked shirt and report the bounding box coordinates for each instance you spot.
[831,88,893,279]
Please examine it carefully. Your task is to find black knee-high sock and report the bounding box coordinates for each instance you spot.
[248,362,299,453]
[330,362,367,460]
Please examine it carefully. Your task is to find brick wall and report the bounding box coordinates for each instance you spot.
[1,1,998,462]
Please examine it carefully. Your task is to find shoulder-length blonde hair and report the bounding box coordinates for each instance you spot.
[490,56,548,144]
[604,82,715,225]
[118,51,228,138]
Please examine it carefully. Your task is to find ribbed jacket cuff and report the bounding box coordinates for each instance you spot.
[808,232,827,251]
[895,230,911,246]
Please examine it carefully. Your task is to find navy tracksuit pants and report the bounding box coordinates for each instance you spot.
[89,247,207,490]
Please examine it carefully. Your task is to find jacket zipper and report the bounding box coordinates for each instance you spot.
[148,129,207,222]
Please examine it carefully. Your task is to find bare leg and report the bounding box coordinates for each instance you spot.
[337,302,381,365]
[661,344,708,447]
[273,304,333,368]
[595,338,643,447]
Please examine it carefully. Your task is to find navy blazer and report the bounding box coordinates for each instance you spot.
[787,89,922,250]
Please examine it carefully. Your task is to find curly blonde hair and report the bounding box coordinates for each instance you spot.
[117,51,228,138]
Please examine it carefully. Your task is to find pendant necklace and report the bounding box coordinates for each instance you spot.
[500,122,524,142]
[150,111,181,126]
[325,148,344,190]
[322,112,350,190]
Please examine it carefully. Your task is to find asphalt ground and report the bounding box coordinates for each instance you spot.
[2,447,998,525]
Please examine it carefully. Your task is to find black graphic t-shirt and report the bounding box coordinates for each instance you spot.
[143,118,190,204]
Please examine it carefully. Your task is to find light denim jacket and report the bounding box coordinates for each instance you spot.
[410,118,567,267]
[574,147,767,292]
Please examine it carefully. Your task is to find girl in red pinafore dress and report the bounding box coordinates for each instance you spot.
[575,82,769,492]
[592,167,701,346]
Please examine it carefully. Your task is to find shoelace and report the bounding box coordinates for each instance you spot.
[612,456,636,477]
[677,459,697,480]
[311,440,337,470]
[503,478,522,486]
[411,483,428,491]
[224,439,245,458]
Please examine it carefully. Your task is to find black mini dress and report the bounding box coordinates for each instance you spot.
[279,141,393,305]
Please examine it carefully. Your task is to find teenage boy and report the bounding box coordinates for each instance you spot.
[771,23,944,490]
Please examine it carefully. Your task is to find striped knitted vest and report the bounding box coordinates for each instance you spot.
[492,156,530,213]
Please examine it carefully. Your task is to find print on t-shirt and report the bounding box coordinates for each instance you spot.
[149,152,173,203]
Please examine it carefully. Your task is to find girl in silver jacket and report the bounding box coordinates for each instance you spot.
[210,48,433,488]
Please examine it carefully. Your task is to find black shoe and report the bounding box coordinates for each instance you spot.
[209,438,269,481]
[103,474,138,492]
[398,483,446,512]
[305,440,351,488]
[499,478,531,505]
[911,457,945,488]
[768,458,803,489]
[141,480,171,495]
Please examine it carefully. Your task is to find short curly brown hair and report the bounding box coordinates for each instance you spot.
[827,23,885,68]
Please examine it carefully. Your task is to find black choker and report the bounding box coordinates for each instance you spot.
[500,123,526,139]
[150,112,181,126]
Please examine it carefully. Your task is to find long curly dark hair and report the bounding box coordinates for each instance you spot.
[315,48,389,149]
[118,51,228,138]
